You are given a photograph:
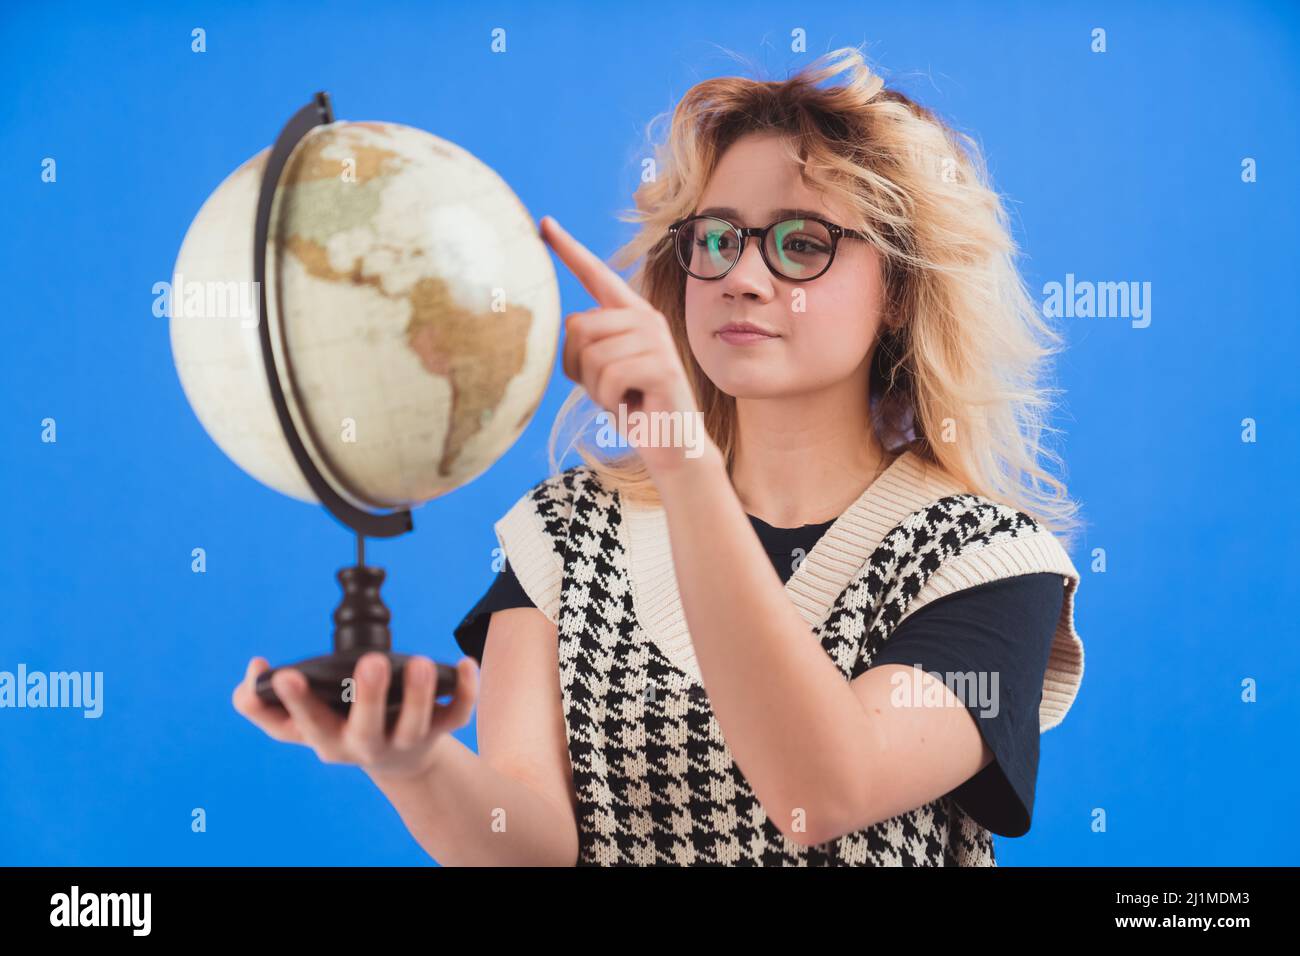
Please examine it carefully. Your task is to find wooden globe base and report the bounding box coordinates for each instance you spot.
[254,563,458,729]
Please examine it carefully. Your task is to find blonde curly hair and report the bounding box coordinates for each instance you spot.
[546,45,1082,544]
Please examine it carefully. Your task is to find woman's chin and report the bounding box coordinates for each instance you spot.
[707,371,786,400]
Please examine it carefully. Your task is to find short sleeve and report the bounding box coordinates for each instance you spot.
[866,571,1065,838]
[452,563,538,665]
[450,469,577,664]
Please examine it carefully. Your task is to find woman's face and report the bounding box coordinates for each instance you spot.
[683,132,886,401]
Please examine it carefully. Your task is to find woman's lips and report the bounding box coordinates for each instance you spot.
[716,329,779,345]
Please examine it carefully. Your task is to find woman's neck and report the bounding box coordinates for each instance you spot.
[727,390,889,527]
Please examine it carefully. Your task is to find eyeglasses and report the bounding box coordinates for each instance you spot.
[668,214,870,282]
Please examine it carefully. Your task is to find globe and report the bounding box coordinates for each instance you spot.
[169,119,560,511]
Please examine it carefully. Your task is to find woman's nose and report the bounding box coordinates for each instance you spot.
[720,240,775,298]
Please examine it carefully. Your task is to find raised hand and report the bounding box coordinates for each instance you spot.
[539,215,717,479]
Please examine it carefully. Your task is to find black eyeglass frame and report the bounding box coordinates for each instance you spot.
[667,214,872,282]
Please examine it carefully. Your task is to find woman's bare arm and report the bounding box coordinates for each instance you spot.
[366,607,579,866]
[653,451,991,846]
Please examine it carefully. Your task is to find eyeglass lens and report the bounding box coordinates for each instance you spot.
[675,216,834,280]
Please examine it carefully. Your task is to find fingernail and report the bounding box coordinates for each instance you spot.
[362,655,384,680]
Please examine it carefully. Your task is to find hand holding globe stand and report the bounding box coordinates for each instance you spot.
[171,92,561,729]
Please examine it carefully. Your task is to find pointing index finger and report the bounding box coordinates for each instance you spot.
[539,215,644,310]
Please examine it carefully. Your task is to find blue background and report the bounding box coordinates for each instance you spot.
[1,0,1296,866]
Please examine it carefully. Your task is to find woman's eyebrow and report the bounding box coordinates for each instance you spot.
[695,206,829,224]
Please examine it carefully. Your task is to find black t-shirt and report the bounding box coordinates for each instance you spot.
[453,512,1065,838]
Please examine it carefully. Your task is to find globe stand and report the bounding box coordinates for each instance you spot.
[246,91,459,726]
[254,536,458,728]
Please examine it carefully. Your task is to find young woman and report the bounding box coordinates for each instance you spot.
[233,47,1085,866]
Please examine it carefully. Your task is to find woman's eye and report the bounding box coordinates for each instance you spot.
[784,236,827,254]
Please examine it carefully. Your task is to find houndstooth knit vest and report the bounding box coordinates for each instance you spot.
[493,449,1085,866]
